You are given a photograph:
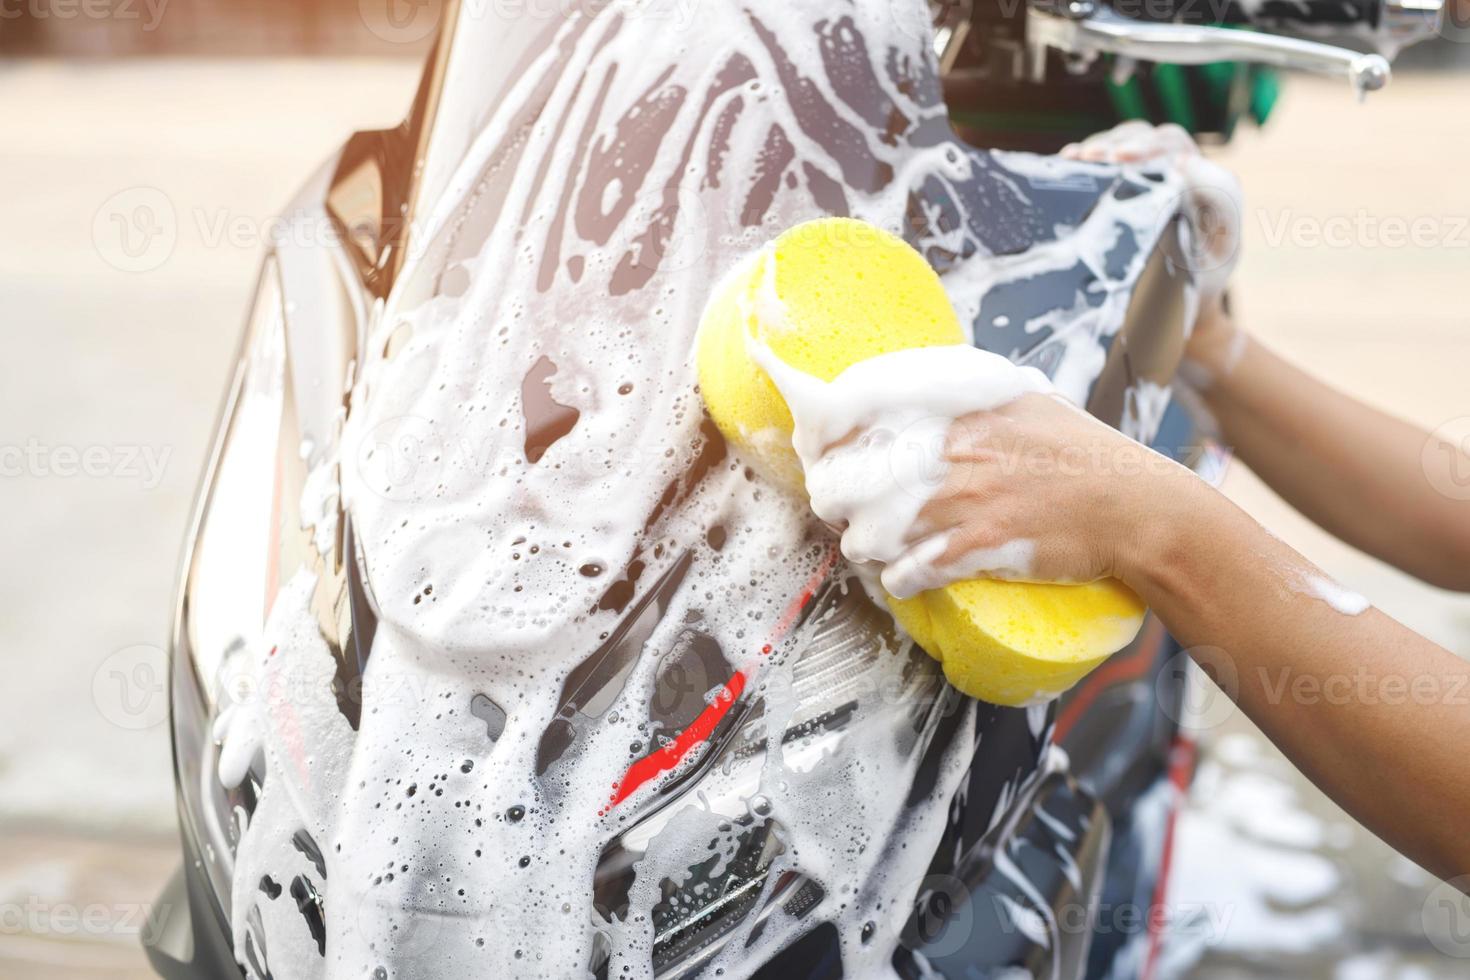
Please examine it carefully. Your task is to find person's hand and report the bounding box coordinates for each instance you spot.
[809,390,1201,599]
[1060,119,1197,165]
[1062,122,1246,383]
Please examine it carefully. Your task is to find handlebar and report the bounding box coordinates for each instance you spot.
[1027,1,1393,94]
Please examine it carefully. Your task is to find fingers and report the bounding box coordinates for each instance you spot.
[1059,121,1200,166]
[880,533,954,599]
[804,422,941,566]
[880,529,1041,599]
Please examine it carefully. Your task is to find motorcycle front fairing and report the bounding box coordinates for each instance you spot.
[148,3,1202,979]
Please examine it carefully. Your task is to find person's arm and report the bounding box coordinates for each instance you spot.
[860,392,1470,883]
[1065,120,1470,591]
[1128,463,1470,882]
[1186,302,1470,591]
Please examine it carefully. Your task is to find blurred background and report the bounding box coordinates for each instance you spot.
[1,2,1468,977]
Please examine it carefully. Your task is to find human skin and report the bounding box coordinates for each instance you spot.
[1063,120,1470,591]
[836,121,1470,883]
[1186,300,1470,591]
[899,392,1470,885]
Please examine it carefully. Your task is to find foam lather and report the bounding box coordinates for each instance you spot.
[695,217,1146,706]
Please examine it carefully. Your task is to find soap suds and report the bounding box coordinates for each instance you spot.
[1061,122,1242,302]
[750,337,1055,598]
[207,3,1200,977]
[1302,573,1371,617]
[1161,738,1347,975]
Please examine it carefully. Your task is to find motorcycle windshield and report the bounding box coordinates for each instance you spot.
[223,4,1191,979]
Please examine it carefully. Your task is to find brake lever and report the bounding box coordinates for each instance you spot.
[1025,0,1392,96]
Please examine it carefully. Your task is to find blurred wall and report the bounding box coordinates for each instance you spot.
[0,0,443,56]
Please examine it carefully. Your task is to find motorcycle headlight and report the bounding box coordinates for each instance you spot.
[170,252,290,920]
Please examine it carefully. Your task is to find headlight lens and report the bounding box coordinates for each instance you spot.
[172,254,289,919]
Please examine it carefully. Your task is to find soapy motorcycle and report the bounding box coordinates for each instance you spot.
[143,1,1444,978]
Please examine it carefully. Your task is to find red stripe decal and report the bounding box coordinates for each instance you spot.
[605,545,839,811]
[1141,735,1198,980]
[1053,618,1165,743]
[608,670,747,808]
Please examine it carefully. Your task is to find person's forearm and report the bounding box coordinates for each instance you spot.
[1119,474,1470,881]
[1192,328,1470,591]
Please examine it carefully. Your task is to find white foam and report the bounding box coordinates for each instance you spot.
[211,4,1192,977]
[749,335,1055,599]
[1060,123,1242,303]
[1303,573,1371,616]
[1164,754,1345,968]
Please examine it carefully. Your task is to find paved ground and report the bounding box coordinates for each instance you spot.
[0,58,420,977]
[1,56,1466,978]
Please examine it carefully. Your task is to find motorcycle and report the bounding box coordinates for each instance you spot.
[142,1,1443,978]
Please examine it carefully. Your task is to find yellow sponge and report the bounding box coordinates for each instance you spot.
[696,219,965,486]
[696,217,1146,706]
